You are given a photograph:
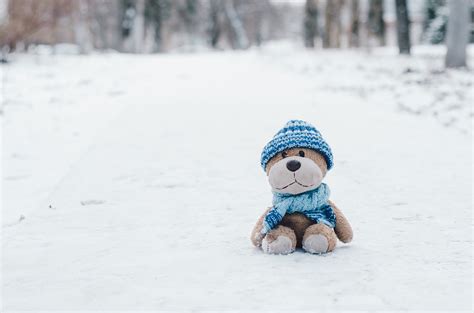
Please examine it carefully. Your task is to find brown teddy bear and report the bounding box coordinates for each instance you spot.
[251,120,353,254]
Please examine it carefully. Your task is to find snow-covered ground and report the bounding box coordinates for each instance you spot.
[1,43,472,311]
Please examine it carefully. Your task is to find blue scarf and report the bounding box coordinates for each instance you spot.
[261,183,336,234]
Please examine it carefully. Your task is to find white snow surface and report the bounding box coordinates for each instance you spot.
[2,43,473,311]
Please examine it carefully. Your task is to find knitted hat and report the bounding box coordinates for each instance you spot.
[260,120,333,171]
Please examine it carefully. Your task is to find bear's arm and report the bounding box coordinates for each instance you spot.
[328,200,353,243]
[250,207,272,247]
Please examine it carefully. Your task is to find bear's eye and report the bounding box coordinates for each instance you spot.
[281,151,288,158]
[298,150,305,157]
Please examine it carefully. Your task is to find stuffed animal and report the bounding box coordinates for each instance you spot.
[251,120,353,254]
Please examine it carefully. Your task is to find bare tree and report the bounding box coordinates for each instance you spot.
[176,0,198,45]
[395,0,410,54]
[1,0,73,51]
[445,0,470,68]
[208,0,222,48]
[131,0,145,52]
[0,0,320,53]
[144,0,172,53]
[368,0,385,46]
[224,0,249,49]
[89,0,122,51]
[323,0,342,48]
[304,0,319,48]
[349,0,359,47]
[236,0,270,47]
[72,0,92,54]
[251,0,267,46]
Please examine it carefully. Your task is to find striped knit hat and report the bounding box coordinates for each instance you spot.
[260,120,333,171]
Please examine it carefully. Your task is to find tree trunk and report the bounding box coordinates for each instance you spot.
[445,0,470,68]
[73,0,92,54]
[368,0,385,46]
[349,0,359,47]
[153,19,163,53]
[132,0,145,53]
[88,0,121,51]
[323,0,342,48]
[224,0,249,49]
[304,0,319,48]
[253,1,266,46]
[209,0,222,48]
[395,0,410,54]
[143,0,171,53]
[183,0,198,45]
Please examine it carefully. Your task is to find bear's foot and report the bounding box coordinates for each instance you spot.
[303,234,329,254]
[261,225,296,255]
[302,223,337,254]
[262,236,294,254]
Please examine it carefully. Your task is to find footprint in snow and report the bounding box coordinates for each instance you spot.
[80,200,106,206]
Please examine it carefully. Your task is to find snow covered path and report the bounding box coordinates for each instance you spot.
[2,46,472,311]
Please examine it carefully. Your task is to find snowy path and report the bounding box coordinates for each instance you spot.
[2,46,472,311]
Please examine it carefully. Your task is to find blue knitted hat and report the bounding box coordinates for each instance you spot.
[260,120,333,171]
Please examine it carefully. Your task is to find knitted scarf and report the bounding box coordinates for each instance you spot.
[261,183,336,234]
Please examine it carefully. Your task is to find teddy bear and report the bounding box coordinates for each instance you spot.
[251,120,353,254]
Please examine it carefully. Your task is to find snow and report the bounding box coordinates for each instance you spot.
[2,43,472,311]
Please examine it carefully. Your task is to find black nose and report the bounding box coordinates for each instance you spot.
[286,160,301,172]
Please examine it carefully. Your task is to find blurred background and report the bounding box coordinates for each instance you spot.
[0,0,472,66]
